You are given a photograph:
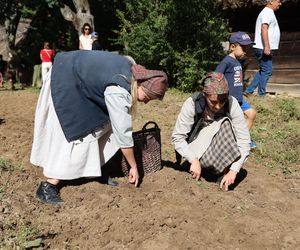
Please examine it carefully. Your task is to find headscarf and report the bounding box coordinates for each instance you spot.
[131,64,168,100]
[202,72,229,95]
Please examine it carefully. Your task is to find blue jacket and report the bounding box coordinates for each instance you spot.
[51,50,132,142]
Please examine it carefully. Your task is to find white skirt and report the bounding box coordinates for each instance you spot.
[30,70,119,180]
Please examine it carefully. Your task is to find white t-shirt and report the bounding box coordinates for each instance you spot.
[253,7,280,50]
[79,34,92,50]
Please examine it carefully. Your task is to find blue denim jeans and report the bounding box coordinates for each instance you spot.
[245,48,273,96]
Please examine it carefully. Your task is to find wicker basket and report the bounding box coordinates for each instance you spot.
[121,121,162,177]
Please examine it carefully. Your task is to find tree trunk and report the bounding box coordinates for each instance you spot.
[0,12,22,61]
[0,26,10,60]
[60,0,94,35]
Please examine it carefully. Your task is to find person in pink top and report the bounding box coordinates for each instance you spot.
[40,42,55,84]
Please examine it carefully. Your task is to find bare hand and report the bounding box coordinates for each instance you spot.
[129,167,139,187]
[189,159,201,181]
[220,170,237,191]
[263,47,271,56]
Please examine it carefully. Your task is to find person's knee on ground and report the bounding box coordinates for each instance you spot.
[244,108,256,130]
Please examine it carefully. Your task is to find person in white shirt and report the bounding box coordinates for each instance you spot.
[79,23,93,50]
[244,0,281,96]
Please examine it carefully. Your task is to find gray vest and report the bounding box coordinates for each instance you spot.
[51,50,132,142]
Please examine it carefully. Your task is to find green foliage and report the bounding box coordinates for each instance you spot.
[115,0,228,91]
[0,1,35,24]
[90,0,125,51]
[0,0,77,67]
[171,49,204,92]
[115,0,171,69]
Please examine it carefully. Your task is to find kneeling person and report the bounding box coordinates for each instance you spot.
[172,72,250,191]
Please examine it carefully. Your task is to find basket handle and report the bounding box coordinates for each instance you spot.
[142,121,159,130]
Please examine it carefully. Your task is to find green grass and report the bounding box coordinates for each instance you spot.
[1,86,299,175]
[0,157,41,249]
[0,158,24,202]
[0,158,24,173]
[134,92,300,175]
[248,96,300,174]
[1,81,41,93]
[1,218,42,249]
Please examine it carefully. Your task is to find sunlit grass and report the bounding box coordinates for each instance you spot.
[134,92,300,174]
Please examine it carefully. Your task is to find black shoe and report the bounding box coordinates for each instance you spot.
[36,181,64,205]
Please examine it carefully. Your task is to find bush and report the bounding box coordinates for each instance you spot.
[115,0,228,92]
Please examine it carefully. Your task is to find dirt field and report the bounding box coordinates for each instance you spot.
[0,89,300,249]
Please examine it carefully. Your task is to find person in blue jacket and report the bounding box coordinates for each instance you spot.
[30,50,168,205]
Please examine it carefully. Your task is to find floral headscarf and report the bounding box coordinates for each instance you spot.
[202,72,229,95]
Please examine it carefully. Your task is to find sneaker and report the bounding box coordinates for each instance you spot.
[250,140,257,150]
[36,181,64,205]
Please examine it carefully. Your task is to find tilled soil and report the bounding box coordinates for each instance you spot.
[0,89,299,249]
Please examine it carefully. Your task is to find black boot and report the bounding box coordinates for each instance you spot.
[36,181,64,205]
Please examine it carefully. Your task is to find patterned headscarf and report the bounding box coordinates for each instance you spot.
[202,72,229,95]
[131,64,168,100]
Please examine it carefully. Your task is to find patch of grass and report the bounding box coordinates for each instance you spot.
[0,158,15,172]
[0,218,42,249]
[0,158,24,201]
[272,130,288,143]
[2,81,41,93]
[275,98,300,121]
[167,87,190,96]
[137,93,300,175]
[26,86,41,94]
[0,158,24,173]
[0,179,10,201]
[250,96,300,174]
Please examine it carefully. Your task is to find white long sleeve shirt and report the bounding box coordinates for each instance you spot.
[104,85,134,148]
[172,96,251,172]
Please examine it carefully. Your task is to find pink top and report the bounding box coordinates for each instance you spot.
[40,49,55,63]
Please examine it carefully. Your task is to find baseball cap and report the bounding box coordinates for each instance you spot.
[229,31,255,45]
[91,31,98,37]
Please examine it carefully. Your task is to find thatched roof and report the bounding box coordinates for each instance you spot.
[221,0,300,9]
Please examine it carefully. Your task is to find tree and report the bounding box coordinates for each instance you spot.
[0,0,95,62]
[0,1,44,60]
[60,0,94,35]
[115,0,229,92]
